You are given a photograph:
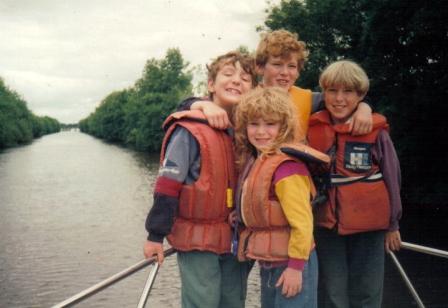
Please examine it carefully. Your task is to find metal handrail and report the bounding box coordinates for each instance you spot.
[51,241,448,308]
[389,251,425,308]
[51,248,176,308]
[401,241,448,259]
[388,241,448,308]
[137,262,161,308]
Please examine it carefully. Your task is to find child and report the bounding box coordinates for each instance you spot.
[183,29,373,138]
[233,87,328,308]
[307,60,402,308]
[143,51,257,308]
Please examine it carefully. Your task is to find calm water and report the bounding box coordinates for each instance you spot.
[0,131,258,307]
[0,131,446,307]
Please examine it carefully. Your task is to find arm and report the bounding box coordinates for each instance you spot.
[177,96,203,111]
[177,96,230,129]
[144,127,200,263]
[350,102,373,135]
[191,100,230,129]
[273,161,314,297]
[375,129,402,252]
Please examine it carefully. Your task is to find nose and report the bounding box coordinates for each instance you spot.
[336,90,344,101]
[255,125,265,134]
[279,64,288,75]
[231,74,241,84]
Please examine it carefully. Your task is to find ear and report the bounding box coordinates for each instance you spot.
[207,79,215,94]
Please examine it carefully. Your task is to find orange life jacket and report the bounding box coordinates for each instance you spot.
[161,110,236,254]
[238,144,327,262]
[289,86,313,141]
[308,111,391,235]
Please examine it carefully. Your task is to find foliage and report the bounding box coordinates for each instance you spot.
[0,78,60,149]
[79,48,193,152]
[264,0,448,205]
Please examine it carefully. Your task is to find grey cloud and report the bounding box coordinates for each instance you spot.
[0,0,276,123]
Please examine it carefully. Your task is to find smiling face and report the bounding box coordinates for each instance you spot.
[319,60,370,124]
[208,61,253,110]
[247,117,281,151]
[324,85,364,124]
[258,53,300,90]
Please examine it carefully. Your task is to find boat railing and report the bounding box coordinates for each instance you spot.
[51,242,447,308]
[51,248,176,308]
[388,242,448,308]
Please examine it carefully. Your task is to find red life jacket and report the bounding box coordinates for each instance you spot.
[161,110,236,254]
[238,144,327,262]
[308,110,391,235]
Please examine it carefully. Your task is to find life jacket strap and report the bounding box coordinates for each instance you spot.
[330,172,383,186]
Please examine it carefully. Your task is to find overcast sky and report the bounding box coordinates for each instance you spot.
[0,0,278,123]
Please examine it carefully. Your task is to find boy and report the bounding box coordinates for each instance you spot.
[182,29,372,137]
[143,51,257,308]
[307,60,402,308]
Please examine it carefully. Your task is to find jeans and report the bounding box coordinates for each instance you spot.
[315,228,385,308]
[260,250,318,308]
[177,251,251,308]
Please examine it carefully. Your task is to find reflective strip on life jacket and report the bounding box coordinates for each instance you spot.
[330,172,383,185]
[308,111,391,235]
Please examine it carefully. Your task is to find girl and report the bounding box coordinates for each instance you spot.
[233,87,326,308]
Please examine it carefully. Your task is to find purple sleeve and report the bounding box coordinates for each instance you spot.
[375,129,402,231]
[272,160,310,184]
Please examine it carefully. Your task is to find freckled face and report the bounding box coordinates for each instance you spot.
[258,54,300,90]
[247,117,281,151]
[324,85,364,124]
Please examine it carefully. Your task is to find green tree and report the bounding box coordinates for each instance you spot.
[80,48,193,152]
[0,78,60,149]
[264,0,448,205]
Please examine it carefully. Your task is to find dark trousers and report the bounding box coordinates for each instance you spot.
[315,228,385,308]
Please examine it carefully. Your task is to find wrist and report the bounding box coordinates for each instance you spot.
[191,100,206,111]
[358,102,372,113]
[288,258,305,271]
[148,233,164,243]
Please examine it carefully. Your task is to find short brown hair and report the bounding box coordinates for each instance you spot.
[319,60,369,96]
[255,29,309,70]
[206,51,257,87]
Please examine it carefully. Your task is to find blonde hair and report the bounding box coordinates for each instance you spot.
[234,87,298,165]
[319,60,370,96]
[255,29,309,70]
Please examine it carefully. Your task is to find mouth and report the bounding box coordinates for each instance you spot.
[331,105,346,110]
[226,88,241,95]
[255,138,271,144]
[276,79,290,87]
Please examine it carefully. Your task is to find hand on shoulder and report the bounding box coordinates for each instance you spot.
[191,100,230,129]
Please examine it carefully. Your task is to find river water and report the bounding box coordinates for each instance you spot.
[0,131,261,307]
[0,131,446,307]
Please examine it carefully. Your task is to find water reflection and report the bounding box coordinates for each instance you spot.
[0,132,175,307]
